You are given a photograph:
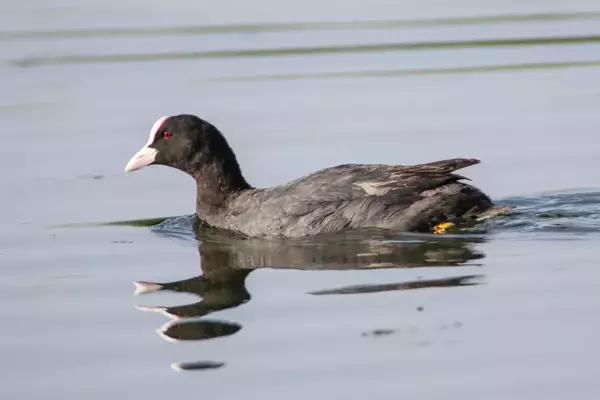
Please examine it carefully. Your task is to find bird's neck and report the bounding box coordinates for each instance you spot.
[193,157,251,218]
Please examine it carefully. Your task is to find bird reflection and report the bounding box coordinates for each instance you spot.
[157,318,242,342]
[134,219,488,370]
[136,222,486,329]
[309,274,482,296]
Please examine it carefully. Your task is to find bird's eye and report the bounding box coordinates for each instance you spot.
[163,131,173,139]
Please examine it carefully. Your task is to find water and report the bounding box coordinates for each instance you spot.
[2,0,600,398]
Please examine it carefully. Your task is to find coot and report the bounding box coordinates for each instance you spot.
[125,114,511,238]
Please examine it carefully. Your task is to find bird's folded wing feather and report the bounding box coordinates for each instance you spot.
[272,158,480,216]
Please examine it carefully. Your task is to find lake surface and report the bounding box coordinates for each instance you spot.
[2,0,600,398]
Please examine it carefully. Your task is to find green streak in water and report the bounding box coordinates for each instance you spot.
[218,60,600,81]
[103,217,173,227]
[0,102,56,111]
[2,12,600,40]
[12,35,600,67]
[54,216,174,228]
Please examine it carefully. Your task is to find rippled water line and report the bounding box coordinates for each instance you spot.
[2,12,600,41]
[12,34,600,67]
[218,59,600,81]
[51,189,600,240]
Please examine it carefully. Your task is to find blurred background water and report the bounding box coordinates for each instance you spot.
[2,1,600,399]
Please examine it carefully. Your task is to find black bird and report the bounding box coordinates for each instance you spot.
[124,114,511,238]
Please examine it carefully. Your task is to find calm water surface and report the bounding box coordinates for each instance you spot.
[2,0,600,399]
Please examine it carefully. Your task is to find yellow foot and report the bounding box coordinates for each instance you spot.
[433,221,455,235]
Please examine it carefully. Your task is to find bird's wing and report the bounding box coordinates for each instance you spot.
[268,158,481,216]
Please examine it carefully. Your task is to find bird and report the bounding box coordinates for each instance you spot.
[124,114,512,238]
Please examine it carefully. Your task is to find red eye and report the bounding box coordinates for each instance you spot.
[163,131,173,139]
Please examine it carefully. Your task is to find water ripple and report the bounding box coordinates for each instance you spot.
[2,12,599,41]
[492,191,600,234]
[13,35,600,68]
[219,60,600,81]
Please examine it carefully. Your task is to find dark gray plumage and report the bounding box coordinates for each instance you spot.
[124,114,511,238]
